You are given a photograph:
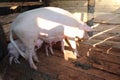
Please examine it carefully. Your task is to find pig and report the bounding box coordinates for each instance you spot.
[10,7,93,69]
[8,39,44,64]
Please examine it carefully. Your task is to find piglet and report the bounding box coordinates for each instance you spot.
[7,39,25,64]
[35,39,43,51]
[8,39,44,64]
[36,38,56,56]
[42,36,64,56]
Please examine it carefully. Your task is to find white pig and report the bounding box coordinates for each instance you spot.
[10,7,93,69]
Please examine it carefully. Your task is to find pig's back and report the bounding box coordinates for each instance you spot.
[11,7,79,30]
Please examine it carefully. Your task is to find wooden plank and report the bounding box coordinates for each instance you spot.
[76,42,120,75]
[58,56,120,80]
[36,50,120,80]
[77,42,120,59]
[94,13,120,24]
[0,2,43,7]
[0,22,7,60]
[66,64,120,80]
[95,0,120,13]
[95,45,120,56]
[88,47,120,64]
[80,42,120,64]
[49,0,88,12]
[37,53,105,80]
[86,39,120,51]
[89,57,120,75]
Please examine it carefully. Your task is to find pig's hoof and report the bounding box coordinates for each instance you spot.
[76,54,81,58]
[33,56,39,62]
[35,59,39,63]
[73,52,80,57]
[51,52,54,55]
[34,66,37,70]
[34,58,39,62]
[77,54,80,58]
[46,54,49,56]
[31,64,37,70]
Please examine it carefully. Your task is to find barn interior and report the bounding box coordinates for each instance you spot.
[0,0,120,80]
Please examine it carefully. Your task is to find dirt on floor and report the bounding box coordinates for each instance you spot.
[0,13,120,80]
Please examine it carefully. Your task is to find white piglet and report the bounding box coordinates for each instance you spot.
[8,39,44,64]
[10,7,93,69]
[39,26,64,56]
[35,39,43,51]
[7,39,25,64]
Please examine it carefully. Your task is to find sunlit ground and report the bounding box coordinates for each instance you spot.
[64,50,77,60]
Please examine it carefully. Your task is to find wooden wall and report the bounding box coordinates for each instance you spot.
[95,0,120,13]
[49,0,120,24]
[94,0,120,24]
[49,0,88,22]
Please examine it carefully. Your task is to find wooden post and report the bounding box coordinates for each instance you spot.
[87,0,95,36]
[0,22,7,61]
[42,0,50,6]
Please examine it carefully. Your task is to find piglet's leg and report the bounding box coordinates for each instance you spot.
[60,40,64,53]
[45,45,49,56]
[14,58,20,64]
[49,45,54,55]
[9,56,14,65]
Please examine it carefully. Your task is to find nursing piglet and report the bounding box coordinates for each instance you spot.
[8,39,43,64]
[7,39,25,64]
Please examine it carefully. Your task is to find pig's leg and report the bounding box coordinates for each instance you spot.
[32,51,39,62]
[26,47,37,70]
[32,40,39,62]
[14,31,38,69]
[23,40,37,69]
[65,38,79,56]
